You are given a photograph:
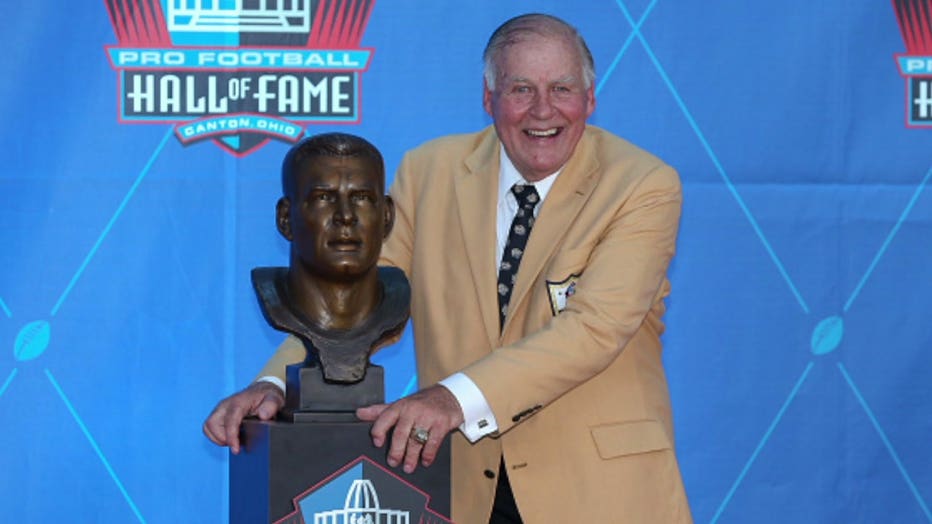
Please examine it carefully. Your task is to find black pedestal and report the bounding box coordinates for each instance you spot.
[230,419,452,524]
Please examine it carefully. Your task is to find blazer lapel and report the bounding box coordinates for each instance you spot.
[454,128,501,349]
[504,132,601,334]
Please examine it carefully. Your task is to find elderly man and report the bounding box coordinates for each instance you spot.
[206,13,692,524]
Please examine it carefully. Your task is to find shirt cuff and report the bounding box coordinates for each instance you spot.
[438,372,498,442]
[256,375,285,393]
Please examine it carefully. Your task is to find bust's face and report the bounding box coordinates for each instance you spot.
[283,155,391,281]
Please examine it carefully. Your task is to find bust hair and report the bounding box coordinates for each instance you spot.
[281,132,385,198]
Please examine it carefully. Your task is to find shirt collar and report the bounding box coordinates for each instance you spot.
[498,144,560,203]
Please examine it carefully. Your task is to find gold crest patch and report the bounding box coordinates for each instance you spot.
[546,273,580,316]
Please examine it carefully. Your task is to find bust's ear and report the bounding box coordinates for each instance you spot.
[382,195,396,238]
[276,197,293,240]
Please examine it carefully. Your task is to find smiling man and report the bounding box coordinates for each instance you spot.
[481,25,595,184]
[207,14,692,523]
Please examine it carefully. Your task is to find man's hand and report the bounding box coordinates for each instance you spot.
[356,385,464,474]
[202,381,285,454]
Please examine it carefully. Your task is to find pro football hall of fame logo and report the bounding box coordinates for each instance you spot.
[275,456,452,524]
[892,0,932,127]
[104,0,375,156]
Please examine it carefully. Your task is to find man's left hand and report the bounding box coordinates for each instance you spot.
[356,385,464,474]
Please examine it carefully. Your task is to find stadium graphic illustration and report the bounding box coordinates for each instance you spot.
[167,0,313,34]
[275,457,451,524]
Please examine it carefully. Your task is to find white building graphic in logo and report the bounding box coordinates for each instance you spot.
[314,479,410,524]
[167,0,312,33]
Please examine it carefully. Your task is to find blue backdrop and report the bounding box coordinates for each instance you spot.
[1,1,930,522]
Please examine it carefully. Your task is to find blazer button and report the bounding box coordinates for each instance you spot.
[484,469,496,479]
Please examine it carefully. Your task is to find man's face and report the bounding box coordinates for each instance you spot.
[483,34,595,182]
[278,156,393,281]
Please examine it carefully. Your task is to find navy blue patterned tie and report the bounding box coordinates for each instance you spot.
[498,184,540,331]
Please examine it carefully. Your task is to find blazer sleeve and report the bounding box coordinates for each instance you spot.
[379,151,417,275]
[462,164,682,434]
[254,335,305,384]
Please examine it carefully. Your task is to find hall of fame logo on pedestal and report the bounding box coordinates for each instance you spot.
[103,0,376,156]
[274,456,452,524]
[892,0,932,128]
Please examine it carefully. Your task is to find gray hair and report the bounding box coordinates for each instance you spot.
[482,13,596,91]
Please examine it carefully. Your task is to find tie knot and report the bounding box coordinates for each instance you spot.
[511,184,540,209]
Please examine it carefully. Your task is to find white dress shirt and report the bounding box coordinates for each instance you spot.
[438,145,560,441]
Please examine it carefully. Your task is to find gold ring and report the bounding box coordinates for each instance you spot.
[410,426,430,445]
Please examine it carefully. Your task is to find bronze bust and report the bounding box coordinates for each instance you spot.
[251,132,409,415]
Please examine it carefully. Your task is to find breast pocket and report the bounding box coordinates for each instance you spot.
[545,247,589,316]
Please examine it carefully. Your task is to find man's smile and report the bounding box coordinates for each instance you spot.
[525,127,562,138]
